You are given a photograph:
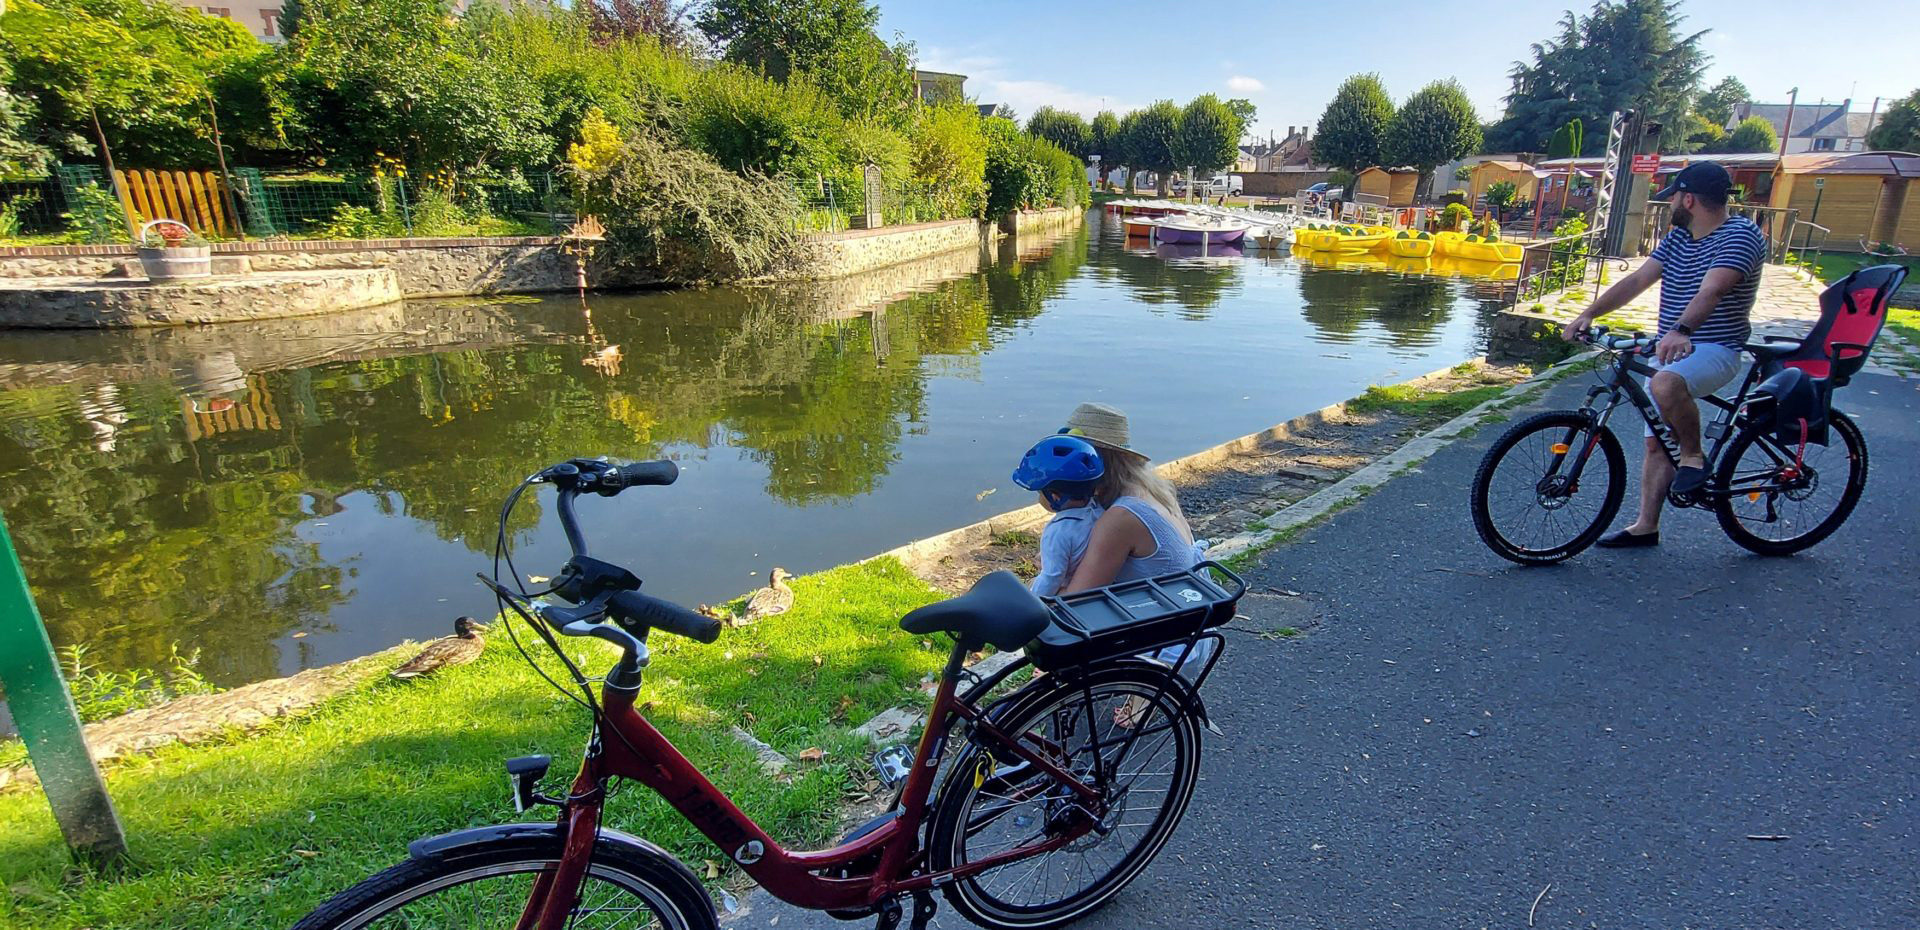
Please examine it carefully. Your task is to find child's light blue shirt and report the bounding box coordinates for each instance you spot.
[1031,502,1103,596]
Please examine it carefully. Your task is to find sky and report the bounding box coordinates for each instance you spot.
[877,0,1920,142]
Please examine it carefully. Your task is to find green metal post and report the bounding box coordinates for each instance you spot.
[0,509,126,864]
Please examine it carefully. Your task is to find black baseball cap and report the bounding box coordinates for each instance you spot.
[1655,161,1733,201]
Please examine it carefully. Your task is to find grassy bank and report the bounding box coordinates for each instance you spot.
[0,559,946,930]
[1808,251,1918,285]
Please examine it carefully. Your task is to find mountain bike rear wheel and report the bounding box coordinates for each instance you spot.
[1713,409,1867,556]
[1471,411,1626,565]
[928,662,1201,930]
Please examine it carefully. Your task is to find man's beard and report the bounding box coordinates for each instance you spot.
[1670,204,1694,232]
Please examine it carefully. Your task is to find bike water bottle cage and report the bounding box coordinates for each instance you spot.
[1012,436,1105,511]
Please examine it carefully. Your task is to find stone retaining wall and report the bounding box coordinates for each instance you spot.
[1000,207,1081,237]
[806,219,988,279]
[0,268,403,328]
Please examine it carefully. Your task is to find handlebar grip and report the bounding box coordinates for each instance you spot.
[607,590,722,644]
[614,460,678,488]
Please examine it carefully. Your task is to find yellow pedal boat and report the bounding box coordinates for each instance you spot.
[1386,231,1436,259]
[1434,231,1522,263]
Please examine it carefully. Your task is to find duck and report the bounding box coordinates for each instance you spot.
[736,567,795,625]
[391,617,487,680]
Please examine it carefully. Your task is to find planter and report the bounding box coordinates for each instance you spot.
[136,245,212,282]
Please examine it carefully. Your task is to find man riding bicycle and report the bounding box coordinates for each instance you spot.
[1563,161,1768,548]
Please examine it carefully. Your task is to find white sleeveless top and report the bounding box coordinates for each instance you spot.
[1111,496,1200,581]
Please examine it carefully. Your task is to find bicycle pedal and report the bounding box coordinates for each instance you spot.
[907,891,938,930]
[872,744,913,789]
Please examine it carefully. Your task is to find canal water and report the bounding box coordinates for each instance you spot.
[0,210,1512,688]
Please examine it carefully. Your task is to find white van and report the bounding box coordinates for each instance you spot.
[1203,175,1244,196]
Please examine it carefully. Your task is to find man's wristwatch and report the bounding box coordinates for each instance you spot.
[1672,323,1694,336]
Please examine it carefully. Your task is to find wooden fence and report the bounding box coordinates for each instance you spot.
[113,169,237,237]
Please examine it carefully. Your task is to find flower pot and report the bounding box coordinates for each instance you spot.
[136,245,212,282]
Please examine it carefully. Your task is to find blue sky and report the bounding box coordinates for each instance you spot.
[878,0,1920,141]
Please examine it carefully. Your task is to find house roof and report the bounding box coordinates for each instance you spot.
[1733,101,1860,139]
[1477,159,1535,172]
[1359,165,1419,175]
[1777,151,1920,177]
[1846,111,1885,138]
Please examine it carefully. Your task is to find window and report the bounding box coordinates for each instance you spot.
[203,6,230,16]
[260,7,281,36]
[1813,137,1836,152]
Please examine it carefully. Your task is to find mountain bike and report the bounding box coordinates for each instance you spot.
[1470,326,1868,564]
[293,457,1240,930]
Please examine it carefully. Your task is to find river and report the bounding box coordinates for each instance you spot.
[0,209,1512,687]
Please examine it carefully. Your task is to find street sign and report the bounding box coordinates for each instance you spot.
[1630,154,1661,175]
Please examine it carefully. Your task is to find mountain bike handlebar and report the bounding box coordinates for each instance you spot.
[1581,324,1654,353]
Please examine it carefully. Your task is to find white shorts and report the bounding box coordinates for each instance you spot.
[1644,341,1742,437]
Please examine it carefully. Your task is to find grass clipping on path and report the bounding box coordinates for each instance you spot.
[0,559,946,930]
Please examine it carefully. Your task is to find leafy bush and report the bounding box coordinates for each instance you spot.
[574,122,811,283]
[0,192,36,238]
[315,203,402,239]
[982,119,1085,217]
[909,103,986,218]
[62,182,128,243]
[1440,202,1473,231]
[687,63,844,179]
[1484,180,1519,210]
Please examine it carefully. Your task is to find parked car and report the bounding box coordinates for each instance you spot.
[1303,182,1345,199]
[1204,175,1244,196]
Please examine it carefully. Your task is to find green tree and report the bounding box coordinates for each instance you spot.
[1382,79,1481,196]
[0,55,55,175]
[1089,109,1119,183]
[1026,106,1091,161]
[1486,0,1707,154]
[1175,93,1243,177]
[1125,101,1182,195]
[1722,115,1778,153]
[1225,97,1257,126]
[1695,76,1749,127]
[1313,74,1393,178]
[1683,112,1726,152]
[910,102,985,217]
[1868,89,1920,153]
[695,0,915,123]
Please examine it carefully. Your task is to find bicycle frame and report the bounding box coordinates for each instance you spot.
[512,641,1104,929]
[1555,346,1770,504]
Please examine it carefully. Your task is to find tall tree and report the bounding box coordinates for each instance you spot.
[1382,79,1481,195]
[696,0,915,123]
[1176,93,1243,176]
[1225,97,1257,126]
[1126,100,1181,195]
[1695,76,1749,127]
[1312,73,1393,177]
[1026,106,1091,161]
[1486,0,1707,154]
[1868,89,1920,153]
[1722,115,1777,153]
[1089,109,1119,182]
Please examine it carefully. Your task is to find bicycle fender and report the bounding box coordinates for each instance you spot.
[408,822,697,881]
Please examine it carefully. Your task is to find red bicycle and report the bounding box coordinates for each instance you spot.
[294,457,1240,930]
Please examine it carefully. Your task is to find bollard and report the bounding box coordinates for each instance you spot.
[0,509,127,865]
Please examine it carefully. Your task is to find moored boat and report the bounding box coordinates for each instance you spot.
[1386,230,1436,258]
[1153,217,1251,246]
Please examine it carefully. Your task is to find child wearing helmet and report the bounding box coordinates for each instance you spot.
[1011,435,1106,596]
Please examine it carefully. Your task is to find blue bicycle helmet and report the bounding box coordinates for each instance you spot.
[1012,436,1105,510]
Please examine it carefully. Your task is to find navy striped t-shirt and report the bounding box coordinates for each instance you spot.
[1649,215,1767,348]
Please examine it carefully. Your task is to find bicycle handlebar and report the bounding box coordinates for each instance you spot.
[608,590,723,644]
[1580,324,1654,353]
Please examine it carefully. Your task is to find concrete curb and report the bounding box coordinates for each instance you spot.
[1206,350,1599,563]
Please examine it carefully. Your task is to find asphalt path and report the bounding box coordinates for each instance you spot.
[730,371,1920,929]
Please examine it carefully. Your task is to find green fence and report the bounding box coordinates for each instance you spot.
[788,175,967,233]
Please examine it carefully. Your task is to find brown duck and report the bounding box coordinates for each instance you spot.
[391,617,487,680]
[736,567,795,625]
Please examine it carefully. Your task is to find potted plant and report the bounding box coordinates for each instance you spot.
[136,219,212,281]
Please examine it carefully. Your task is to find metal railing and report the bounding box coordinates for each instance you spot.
[1785,220,1831,273]
[1641,201,1801,262]
[1511,230,1607,307]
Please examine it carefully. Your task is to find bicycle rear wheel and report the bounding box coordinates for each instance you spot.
[1713,409,1867,556]
[928,663,1201,930]
[1471,410,1626,565]
[292,835,716,930]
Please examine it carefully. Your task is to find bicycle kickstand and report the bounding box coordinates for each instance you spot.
[871,891,938,930]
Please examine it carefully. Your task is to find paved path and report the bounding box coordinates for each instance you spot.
[728,372,1920,929]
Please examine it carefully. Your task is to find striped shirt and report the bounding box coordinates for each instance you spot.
[1649,215,1767,348]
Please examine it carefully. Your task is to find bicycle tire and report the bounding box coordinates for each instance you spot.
[928,662,1201,930]
[1713,409,1867,556]
[1471,410,1626,565]
[291,833,717,930]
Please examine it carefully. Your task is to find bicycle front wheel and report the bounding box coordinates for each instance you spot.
[1713,409,1867,556]
[1471,410,1626,565]
[928,663,1202,930]
[292,834,717,930]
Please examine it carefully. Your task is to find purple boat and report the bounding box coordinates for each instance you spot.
[1152,217,1251,247]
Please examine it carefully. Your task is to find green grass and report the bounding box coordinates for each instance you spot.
[989,529,1037,547]
[1807,251,1919,285]
[1345,382,1510,422]
[0,558,946,930]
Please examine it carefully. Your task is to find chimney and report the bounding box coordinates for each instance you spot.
[1287,125,1296,139]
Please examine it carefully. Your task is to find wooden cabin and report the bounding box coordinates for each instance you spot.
[1468,160,1541,206]
[1354,166,1419,206]
[1767,152,1920,249]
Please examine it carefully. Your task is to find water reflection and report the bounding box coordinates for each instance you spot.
[0,212,1502,687]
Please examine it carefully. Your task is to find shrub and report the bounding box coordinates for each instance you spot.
[574,122,811,283]
[62,182,128,243]
[1439,202,1473,231]
[1484,180,1519,210]
[687,63,844,179]
[59,643,219,724]
[909,103,986,218]
[315,203,402,239]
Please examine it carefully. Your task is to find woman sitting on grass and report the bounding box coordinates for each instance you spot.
[1056,402,1202,593]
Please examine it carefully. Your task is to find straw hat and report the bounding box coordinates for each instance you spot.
[1060,402,1147,461]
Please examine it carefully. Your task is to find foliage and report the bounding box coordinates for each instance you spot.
[1867,89,1920,153]
[1382,79,1482,193]
[909,102,987,218]
[1313,73,1393,173]
[1089,110,1120,163]
[1440,201,1473,231]
[1486,0,1707,154]
[580,0,700,50]
[574,121,809,283]
[61,181,127,243]
[1472,214,1499,237]
[284,0,552,184]
[1723,115,1778,154]
[1125,100,1182,193]
[1026,106,1091,161]
[696,0,915,124]
[0,55,55,176]
[1683,112,1726,152]
[1175,93,1244,175]
[1483,180,1519,209]
[1225,97,1257,126]
[1454,163,1474,182]
[686,61,852,183]
[0,0,273,165]
[1543,211,1590,289]
[57,643,219,724]
[1546,118,1584,159]
[1695,76,1749,127]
